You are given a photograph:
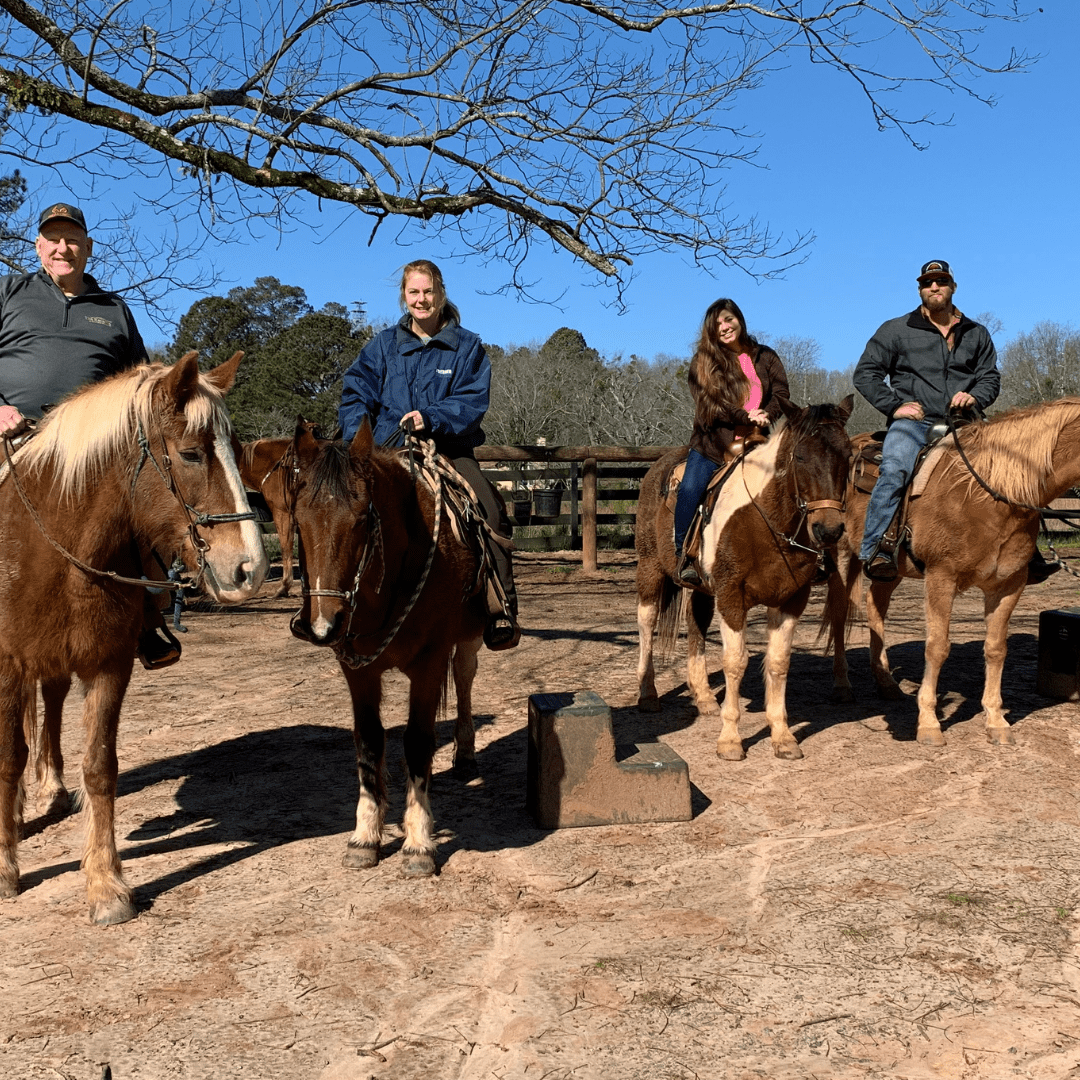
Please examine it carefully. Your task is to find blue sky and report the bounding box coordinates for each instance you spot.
[18,3,1080,369]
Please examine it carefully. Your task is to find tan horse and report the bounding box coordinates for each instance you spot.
[825,398,1080,746]
[287,419,486,877]
[636,398,853,760]
[0,353,267,923]
[239,422,322,597]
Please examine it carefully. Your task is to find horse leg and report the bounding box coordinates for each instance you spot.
[341,666,386,870]
[915,573,958,747]
[716,615,748,760]
[0,667,29,899]
[981,583,1025,746]
[826,552,859,703]
[687,590,718,717]
[764,587,811,760]
[401,657,445,877]
[36,676,72,816]
[867,579,905,700]
[452,636,481,779]
[80,664,137,924]
[635,559,663,711]
[274,509,294,598]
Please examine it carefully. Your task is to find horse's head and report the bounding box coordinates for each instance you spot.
[288,417,376,646]
[779,394,854,548]
[143,351,268,602]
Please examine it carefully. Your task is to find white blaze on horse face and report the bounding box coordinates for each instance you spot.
[310,576,338,641]
[200,430,269,602]
[699,433,784,581]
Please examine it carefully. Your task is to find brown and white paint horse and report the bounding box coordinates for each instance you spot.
[636,397,853,760]
[287,419,486,876]
[0,352,266,924]
[239,422,322,597]
[825,398,1080,746]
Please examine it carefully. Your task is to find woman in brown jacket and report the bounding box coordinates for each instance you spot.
[674,297,792,585]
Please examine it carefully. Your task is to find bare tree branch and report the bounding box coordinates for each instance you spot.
[0,0,1033,292]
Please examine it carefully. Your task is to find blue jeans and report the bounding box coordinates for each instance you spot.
[859,417,931,560]
[674,449,720,554]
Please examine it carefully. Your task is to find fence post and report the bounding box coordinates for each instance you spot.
[582,457,598,571]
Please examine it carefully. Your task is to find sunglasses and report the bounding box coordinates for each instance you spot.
[920,277,953,287]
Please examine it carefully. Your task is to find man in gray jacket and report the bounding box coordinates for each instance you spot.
[853,260,1000,581]
[0,201,181,665]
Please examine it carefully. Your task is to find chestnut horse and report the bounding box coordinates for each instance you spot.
[0,352,267,924]
[636,397,853,760]
[239,422,322,597]
[287,419,486,877]
[825,398,1080,746]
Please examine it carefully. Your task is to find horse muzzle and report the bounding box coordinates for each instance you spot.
[290,601,345,645]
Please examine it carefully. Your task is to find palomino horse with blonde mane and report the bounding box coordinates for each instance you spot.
[0,352,267,924]
[636,397,853,760]
[287,418,487,877]
[825,398,1080,746]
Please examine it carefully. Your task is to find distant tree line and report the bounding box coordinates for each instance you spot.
[158,277,1078,446]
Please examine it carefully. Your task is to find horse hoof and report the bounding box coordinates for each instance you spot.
[40,789,71,818]
[342,843,379,870]
[90,896,137,925]
[273,585,291,599]
[876,683,905,702]
[830,687,855,704]
[715,742,746,762]
[774,743,804,761]
[916,728,946,747]
[987,727,1015,746]
[637,695,661,713]
[401,850,436,878]
[452,757,480,781]
[0,876,18,900]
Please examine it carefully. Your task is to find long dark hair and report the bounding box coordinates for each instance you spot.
[691,298,759,414]
[399,259,461,330]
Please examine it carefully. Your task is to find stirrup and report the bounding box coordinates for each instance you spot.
[675,552,701,587]
[137,625,182,670]
[484,614,521,651]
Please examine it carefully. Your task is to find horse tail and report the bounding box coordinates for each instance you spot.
[655,576,685,662]
[817,556,862,650]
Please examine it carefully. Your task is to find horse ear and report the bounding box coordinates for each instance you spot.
[293,414,320,452]
[203,351,245,394]
[778,396,802,421]
[162,350,202,409]
[837,394,855,427]
[349,416,374,462]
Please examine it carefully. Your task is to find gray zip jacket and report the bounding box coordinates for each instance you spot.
[854,307,1000,423]
[0,269,147,418]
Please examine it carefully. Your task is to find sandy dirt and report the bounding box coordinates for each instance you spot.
[4,550,1080,1080]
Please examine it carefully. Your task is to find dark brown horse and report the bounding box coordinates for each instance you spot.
[287,419,487,876]
[0,352,267,924]
[239,422,322,597]
[825,398,1080,746]
[636,398,853,760]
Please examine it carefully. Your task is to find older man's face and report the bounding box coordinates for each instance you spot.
[36,220,92,288]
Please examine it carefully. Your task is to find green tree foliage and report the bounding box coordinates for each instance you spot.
[169,277,370,439]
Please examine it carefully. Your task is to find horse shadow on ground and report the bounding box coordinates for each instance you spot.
[631,631,1049,754]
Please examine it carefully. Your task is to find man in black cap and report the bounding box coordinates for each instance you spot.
[0,201,181,665]
[853,260,1004,581]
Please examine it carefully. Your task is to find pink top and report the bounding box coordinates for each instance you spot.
[738,352,762,413]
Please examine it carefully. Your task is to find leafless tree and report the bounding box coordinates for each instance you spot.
[0,0,1031,294]
[997,321,1080,411]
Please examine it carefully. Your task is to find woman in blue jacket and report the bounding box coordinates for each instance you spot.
[339,260,519,649]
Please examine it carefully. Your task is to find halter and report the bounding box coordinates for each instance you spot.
[2,412,254,593]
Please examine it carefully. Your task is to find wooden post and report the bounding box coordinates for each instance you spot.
[582,457,598,571]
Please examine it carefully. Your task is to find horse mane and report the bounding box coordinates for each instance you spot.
[311,441,356,502]
[20,361,233,500]
[950,397,1080,505]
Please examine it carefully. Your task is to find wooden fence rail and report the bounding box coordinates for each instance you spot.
[475,445,679,571]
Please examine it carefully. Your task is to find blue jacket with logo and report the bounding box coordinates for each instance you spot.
[339,315,490,455]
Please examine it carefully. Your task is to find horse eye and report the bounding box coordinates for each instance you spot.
[179,449,203,464]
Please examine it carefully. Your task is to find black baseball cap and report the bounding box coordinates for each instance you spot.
[917,260,953,283]
[38,202,88,232]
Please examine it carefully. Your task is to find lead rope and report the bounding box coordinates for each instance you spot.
[334,434,444,669]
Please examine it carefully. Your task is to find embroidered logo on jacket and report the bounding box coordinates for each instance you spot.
[85,316,113,327]
[436,368,452,375]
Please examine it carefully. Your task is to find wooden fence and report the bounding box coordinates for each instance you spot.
[475,445,678,572]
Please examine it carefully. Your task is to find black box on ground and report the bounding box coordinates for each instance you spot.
[1036,607,1080,701]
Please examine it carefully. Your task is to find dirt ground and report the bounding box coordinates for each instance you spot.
[4,550,1080,1080]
